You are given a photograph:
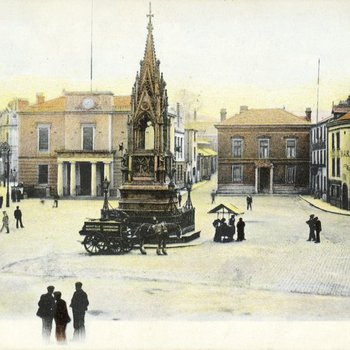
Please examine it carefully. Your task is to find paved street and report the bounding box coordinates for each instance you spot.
[0,177,350,349]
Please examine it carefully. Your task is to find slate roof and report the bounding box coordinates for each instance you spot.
[338,112,350,121]
[24,96,66,112]
[22,95,131,113]
[219,108,310,126]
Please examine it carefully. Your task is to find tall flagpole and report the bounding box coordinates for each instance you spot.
[316,58,320,124]
[90,0,94,92]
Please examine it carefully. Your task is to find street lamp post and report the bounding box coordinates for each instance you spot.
[184,178,193,210]
[102,177,110,219]
[0,142,11,208]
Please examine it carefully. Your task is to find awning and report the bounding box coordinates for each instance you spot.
[198,147,217,156]
[208,203,244,215]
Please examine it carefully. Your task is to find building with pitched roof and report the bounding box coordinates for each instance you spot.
[18,91,130,197]
[215,107,311,194]
[327,111,350,210]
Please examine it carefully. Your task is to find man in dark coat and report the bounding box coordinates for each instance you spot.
[236,218,246,241]
[314,217,322,243]
[37,285,55,341]
[306,214,316,241]
[14,206,24,229]
[53,291,71,343]
[70,282,89,341]
[246,195,253,210]
[213,218,221,242]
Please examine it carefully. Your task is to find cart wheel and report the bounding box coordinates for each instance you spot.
[109,239,122,255]
[122,238,134,252]
[83,234,107,255]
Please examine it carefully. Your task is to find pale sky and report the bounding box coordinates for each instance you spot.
[0,0,349,121]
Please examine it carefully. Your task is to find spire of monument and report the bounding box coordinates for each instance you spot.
[141,2,157,77]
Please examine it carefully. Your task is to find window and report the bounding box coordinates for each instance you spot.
[332,159,335,177]
[286,139,296,158]
[232,138,243,158]
[232,165,243,183]
[331,133,335,150]
[336,158,340,177]
[38,125,49,152]
[286,166,296,184]
[259,139,269,159]
[38,165,48,184]
[82,125,95,151]
[336,132,340,150]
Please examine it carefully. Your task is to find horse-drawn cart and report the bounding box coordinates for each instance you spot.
[79,218,134,255]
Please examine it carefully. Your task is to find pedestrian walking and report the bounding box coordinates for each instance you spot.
[70,282,89,341]
[36,285,56,342]
[314,217,322,243]
[0,211,9,233]
[211,190,216,204]
[53,193,59,208]
[306,214,316,241]
[14,206,24,229]
[246,195,253,210]
[53,291,71,343]
[178,192,182,207]
[236,217,246,241]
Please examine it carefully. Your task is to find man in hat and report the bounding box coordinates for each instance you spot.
[37,285,56,341]
[14,206,24,228]
[306,214,316,241]
[70,282,89,341]
[53,291,70,343]
[314,217,322,243]
[237,217,246,241]
[0,211,9,233]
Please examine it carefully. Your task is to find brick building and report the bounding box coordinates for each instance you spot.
[18,91,130,198]
[216,108,311,194]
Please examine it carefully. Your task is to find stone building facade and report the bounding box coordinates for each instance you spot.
[0,98,29,183]
[327,112,350,210]
[18,91,130,197]
[216,108,311,194]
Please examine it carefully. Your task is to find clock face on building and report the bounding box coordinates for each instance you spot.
[82,98,95,110]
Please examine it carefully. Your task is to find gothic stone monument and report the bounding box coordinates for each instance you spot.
[117,9,198,241]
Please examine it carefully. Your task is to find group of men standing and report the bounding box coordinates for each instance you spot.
[36,282,89,344]
[213,215,246,243]
[306,214,322,243]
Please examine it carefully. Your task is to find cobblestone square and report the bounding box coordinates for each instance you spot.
[0,178,349,349]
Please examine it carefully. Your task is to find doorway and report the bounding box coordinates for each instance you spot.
[80,162,91,195]
[259,167,270,193]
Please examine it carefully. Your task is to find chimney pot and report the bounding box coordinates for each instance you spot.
[240,106,248,113]
[36,93,45,104]
[305,107,312,121]
[220,108,227,122]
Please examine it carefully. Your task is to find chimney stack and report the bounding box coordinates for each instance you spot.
[176,102,180,127]
[305,107,312,121]
[220,108,227,122]
[18,99,29,111]
[240,105,248,113]
[36,93,45,104]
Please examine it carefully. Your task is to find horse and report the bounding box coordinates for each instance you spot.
[134,221,182,255]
